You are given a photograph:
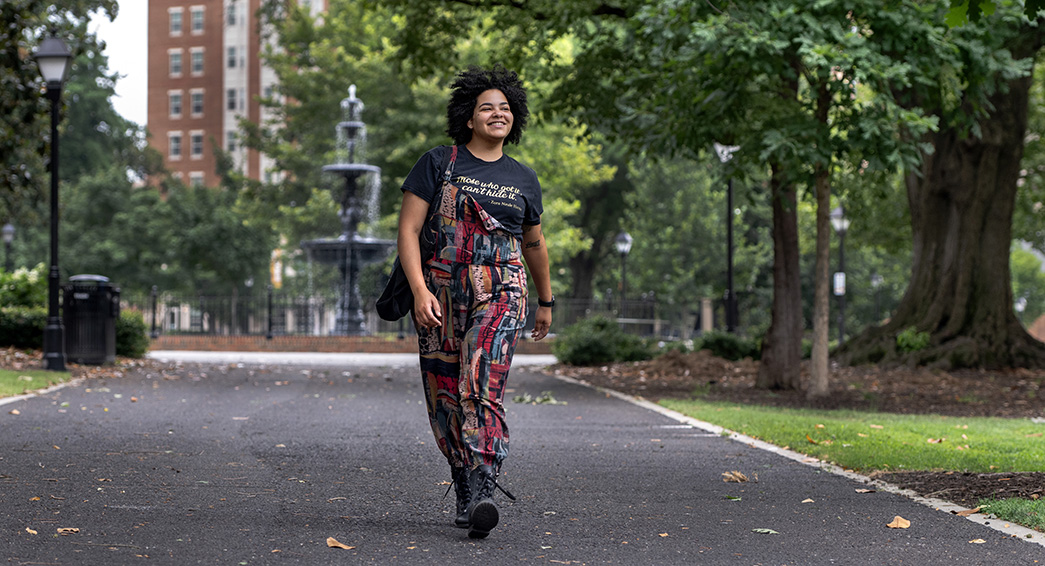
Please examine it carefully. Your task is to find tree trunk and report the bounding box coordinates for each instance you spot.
[808,82,833,398]
[809,165,831,397]
[568,250,597,301]
[757,163,803,389]
[840,59,1045,369]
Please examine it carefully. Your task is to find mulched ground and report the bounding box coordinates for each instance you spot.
[547,349,1045,510]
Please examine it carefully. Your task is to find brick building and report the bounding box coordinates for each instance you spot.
[147,0,326,186]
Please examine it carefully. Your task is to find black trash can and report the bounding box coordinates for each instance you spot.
[63,274,120,365]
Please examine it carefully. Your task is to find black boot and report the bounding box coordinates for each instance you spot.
[467,464,499,539]
[450,466,471,528]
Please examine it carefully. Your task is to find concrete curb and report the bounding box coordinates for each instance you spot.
[0,376,88,409]
[550,373,1045,549]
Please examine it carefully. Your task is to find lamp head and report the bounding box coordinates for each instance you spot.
[614,231,633,256]
[34,36,72,89]
[830,206,850,234]
[1,223,13,244]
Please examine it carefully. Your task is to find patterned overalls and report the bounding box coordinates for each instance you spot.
[416,149,528,471]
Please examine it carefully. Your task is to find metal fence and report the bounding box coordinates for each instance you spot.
[122,290,737,341]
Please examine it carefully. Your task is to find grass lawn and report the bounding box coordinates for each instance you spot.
[659,399,1045,473]
[0,368,72,398]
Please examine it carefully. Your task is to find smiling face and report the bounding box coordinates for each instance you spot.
[467,89,513,145]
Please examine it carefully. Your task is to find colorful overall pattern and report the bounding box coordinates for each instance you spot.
[416,160,528,470]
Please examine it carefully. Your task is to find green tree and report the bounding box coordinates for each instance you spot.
[61,165,171,291]
[0,0,117,224]
[164,180,275,295]
[840,4,1045,368]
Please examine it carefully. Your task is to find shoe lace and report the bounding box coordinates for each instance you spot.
[443,467,517,502]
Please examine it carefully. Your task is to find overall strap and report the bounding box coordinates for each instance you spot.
[440,145,458,183]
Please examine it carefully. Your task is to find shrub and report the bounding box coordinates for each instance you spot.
[896,326,931,353]
[696,330,761,361]
[0,264,47,308]
[658,340,693,355]
[0,306,46,349]
[552,316,652,366]
[116,309,150,358]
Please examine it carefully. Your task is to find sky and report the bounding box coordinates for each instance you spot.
[89,2,149,126]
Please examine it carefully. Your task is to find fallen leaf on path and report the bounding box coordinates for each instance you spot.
[722,471,748,483]
[802,498,815,503]
[57,528,80,535]
[326,537,354,550]
[659,533,669,537]
[956,506,982,517]
[29,496,40,501]
[9,409,19,415]
[887,516,911,529]
[806,435,819,445]
[25,527,37,535]
[855,489,876,493]
[751,528,779,534]
[969,539,986,544]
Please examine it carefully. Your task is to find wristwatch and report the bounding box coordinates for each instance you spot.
[538,296,555,308]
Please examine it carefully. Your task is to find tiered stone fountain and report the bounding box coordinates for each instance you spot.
[301,86,394,335]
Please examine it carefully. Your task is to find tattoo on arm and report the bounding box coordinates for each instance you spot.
[525,240,541,249]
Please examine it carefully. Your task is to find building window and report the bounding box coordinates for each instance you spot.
[169,91,183,118]
[169,133,182,159]
[226,88,237,111]
[191,6,205,34]
[190,132,204,158]
[169,51,183,77]
[227,2,237,26]
[227,46,237,69]
[191,49,204,75]
[169,9,183,35]
[226,131,237,153]
[189,172,205,186]
[190,91,204,116]
[239,88,246,111]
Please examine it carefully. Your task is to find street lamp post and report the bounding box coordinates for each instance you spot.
[2,223,14,272]
[35,36,72,372]
[614,231,633,315]
[713,142,740,332]
[830,206,851,344]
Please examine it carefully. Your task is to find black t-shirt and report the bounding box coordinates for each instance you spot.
[401,145,543,240]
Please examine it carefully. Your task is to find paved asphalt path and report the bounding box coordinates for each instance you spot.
[1,353,1043,565]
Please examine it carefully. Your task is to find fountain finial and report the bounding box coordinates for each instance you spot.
[341,84,363,122]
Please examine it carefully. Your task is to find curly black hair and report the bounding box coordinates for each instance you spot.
[446,65,529,146]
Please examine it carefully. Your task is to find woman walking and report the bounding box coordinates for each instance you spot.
[397,65,553,539]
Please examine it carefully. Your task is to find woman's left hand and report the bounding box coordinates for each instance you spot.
[531,306,552,341]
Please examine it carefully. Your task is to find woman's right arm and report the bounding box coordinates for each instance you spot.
[398,191,442,328]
